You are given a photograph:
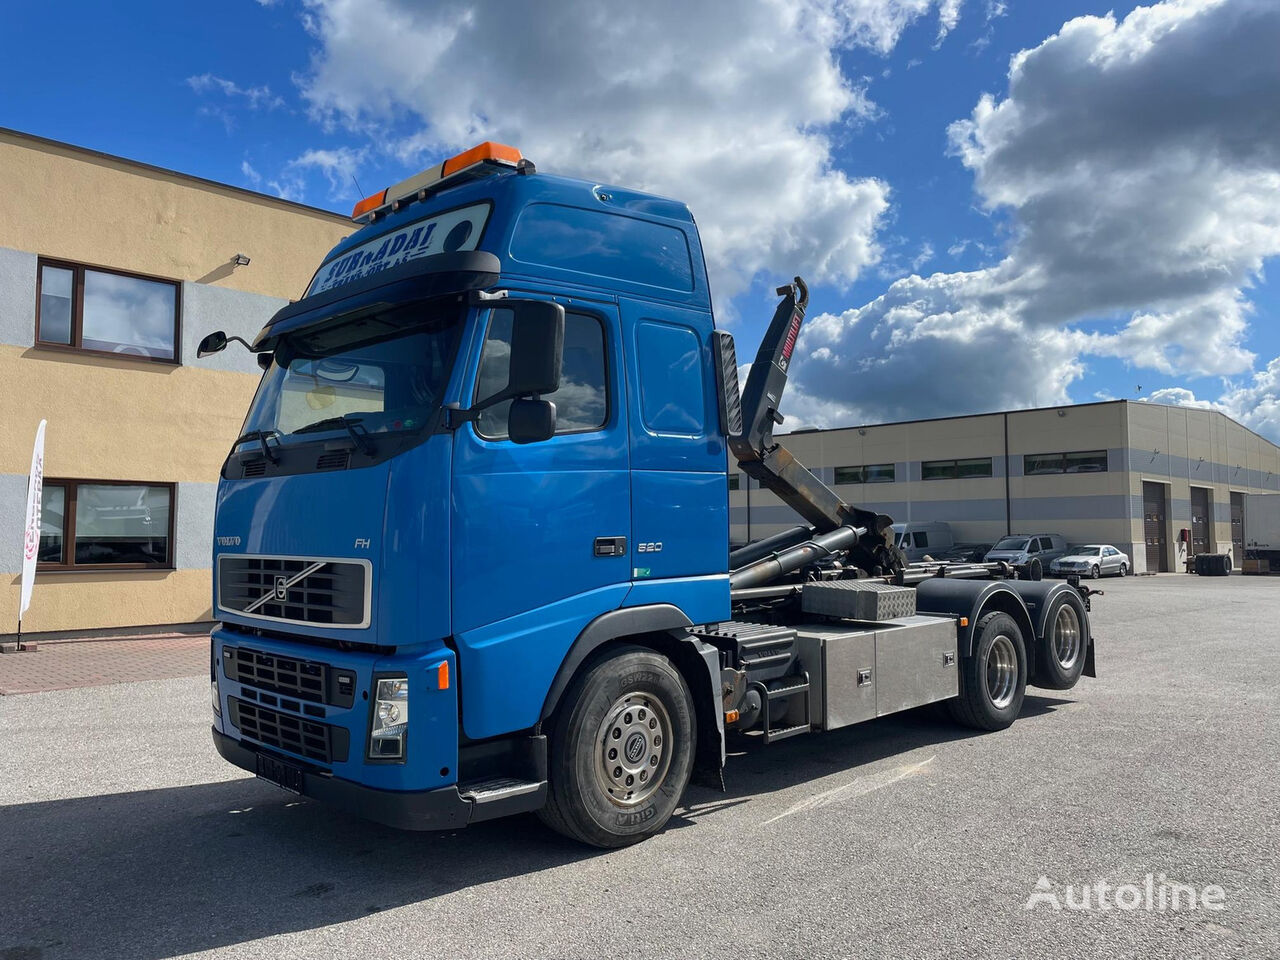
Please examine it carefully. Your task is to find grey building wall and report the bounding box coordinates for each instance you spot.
[0,245,37,348]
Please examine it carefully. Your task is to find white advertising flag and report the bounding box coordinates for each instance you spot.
[19,419,47,623]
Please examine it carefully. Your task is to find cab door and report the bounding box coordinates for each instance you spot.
[450,297,631,738]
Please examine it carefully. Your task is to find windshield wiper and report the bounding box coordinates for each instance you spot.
[232,429,282,463]
[292,415,376,456]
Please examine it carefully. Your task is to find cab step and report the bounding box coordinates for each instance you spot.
[753,672,812,744]
[458,777,547,822]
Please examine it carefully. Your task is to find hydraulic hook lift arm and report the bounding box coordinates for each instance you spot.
[724,278,899,579]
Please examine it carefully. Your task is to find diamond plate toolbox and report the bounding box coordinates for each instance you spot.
[801,579,917,621]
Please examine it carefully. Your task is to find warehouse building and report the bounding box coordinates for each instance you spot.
[731,401,1280,574]
[0,128,352,638]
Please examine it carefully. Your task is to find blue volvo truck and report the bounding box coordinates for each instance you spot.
[201,142,1098,847]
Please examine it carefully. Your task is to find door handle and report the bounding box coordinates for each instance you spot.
[594,536,627,557]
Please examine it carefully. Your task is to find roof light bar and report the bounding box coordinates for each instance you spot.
[350,141,525,223]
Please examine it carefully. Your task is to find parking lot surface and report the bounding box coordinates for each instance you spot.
[1,575,1277,959]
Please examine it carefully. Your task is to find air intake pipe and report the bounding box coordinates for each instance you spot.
[729,524,864,590]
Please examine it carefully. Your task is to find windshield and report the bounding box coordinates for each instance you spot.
[993,537,1030,550]
[239,302,463,443]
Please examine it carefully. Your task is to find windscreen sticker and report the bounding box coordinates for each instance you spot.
[307,202,491,296]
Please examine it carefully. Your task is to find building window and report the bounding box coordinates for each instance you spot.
[36,259,181,361]
[1024,450,1108,475]
[475,309,608,439]
[834,463,896,484]
[922,457,993,480]
[728,475,740,491]
[38,480,175,570]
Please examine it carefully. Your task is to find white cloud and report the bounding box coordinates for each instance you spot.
[240,160,262,187]
[789,0,1280,438]
[187,73,285,111]
[287,146,367,199]
[294,0,960,312]
[1143,360,1280,439]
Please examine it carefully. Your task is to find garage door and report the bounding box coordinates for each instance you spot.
[1231,492,1244,566]
[1190,487,1211,556]
[1143,482,1168,573]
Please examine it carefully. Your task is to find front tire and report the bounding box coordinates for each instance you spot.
[1091,564,1101,579]
[948,612,1027,731]
[539,646,695,848]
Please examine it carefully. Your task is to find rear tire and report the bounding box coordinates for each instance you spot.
[948,612,1027,731]
[1035,594,1087,690]
[1119,563,1128,577]
[539,646,695,848]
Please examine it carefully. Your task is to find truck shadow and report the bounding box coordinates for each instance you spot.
[0,696,1074,960]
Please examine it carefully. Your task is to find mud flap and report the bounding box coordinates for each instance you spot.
[1084,637,1097,678]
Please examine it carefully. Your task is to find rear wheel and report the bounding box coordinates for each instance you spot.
[948,612,1027,731]
[1119,562,1128,577]
[539,646,695,848]
[1036,595,1087,690]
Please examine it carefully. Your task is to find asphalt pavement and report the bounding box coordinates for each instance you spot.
[0,574,1277,959]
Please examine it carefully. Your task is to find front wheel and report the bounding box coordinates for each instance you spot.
[1091,564,1101,579]
[539,646,695,848]
[948,612,1027,731]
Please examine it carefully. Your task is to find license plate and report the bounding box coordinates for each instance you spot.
[256,753,304,794]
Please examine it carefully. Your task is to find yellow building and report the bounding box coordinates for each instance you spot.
[1,128,352,637]
[732,400,1280,574]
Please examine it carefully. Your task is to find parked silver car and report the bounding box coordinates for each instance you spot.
[1050,544,1130,579]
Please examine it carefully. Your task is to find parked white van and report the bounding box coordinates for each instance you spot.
[890,521,956,562]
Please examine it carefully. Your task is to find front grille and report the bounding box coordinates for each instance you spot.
[232,698,334,763]
[218,555,368,627]
[229,646,326,703]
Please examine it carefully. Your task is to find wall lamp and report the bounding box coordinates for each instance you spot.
[232,253,251,266]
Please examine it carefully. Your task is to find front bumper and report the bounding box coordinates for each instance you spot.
[213,727,472,831]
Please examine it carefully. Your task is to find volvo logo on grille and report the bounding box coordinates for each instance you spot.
[625,732,647,764]
[274,576,288,600]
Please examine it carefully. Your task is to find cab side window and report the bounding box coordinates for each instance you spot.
[475,308,608,440]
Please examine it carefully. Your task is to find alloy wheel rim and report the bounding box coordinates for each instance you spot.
[985,634,1018,709]
[1054,604,1081,670]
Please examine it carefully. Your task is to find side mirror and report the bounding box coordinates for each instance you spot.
[257,353,273,371]
[197,330,228,357]
[508,398,557,444]
[475,299,564,410]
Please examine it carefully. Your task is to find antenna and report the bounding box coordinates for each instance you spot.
[351,173,365,198]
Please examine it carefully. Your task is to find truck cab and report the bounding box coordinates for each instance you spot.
[208,143,731,839]
[206,143,1095,847]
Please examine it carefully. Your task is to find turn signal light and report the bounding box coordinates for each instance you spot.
[437,660,450,690]
[959,617,969,628]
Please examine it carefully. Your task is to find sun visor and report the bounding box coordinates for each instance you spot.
[252,250,501,351]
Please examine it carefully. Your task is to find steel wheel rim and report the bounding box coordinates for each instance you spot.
[1054,604,1081,670]
[985,635,1018,709]
[594,691,672,807]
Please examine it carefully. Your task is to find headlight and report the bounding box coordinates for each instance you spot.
[369,676,409,760]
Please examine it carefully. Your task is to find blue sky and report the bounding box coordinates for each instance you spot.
[4,0,1278,437]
